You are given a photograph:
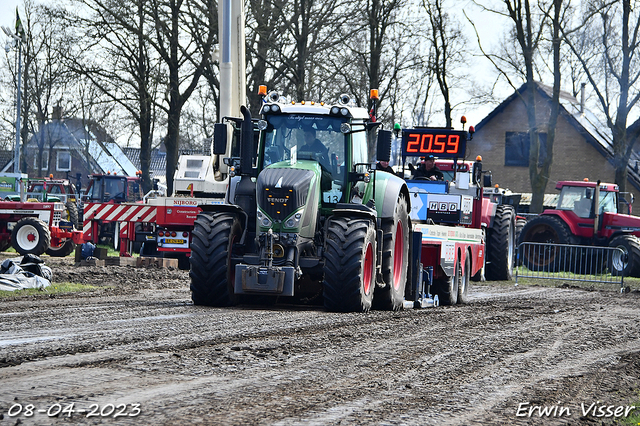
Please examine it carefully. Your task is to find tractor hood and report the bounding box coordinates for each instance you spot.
[256,162,320,236]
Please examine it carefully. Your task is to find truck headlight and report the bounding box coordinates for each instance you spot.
[284,211,303,229]
[257,210,272,228]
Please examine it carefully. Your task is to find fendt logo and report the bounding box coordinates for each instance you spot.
[429,202,459,212]
[270,198,288,203]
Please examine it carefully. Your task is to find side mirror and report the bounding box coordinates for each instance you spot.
[213,123,228,155]
[483,173,492,188]
[376,129,392,162]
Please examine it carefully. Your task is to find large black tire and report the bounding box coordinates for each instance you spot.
[11,217,51,256]
[323,217,376,312]
[457,253,471,304]
[518,215,575,272]
[514,217,527,266]
[485,205,515,280]
[608,235,640,277]
[190,212,243,306]
[374,194,409,311]
[433,259,459,306]
[46,239,76,257]
[65,201,79,229]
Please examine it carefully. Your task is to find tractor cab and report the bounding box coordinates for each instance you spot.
[555,181,619,219]
[85,173,143,203]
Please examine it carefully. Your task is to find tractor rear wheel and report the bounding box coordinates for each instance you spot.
[11,217,51,256]
[323,217,376,312]
[46,239,76,257]
[433,258,459,306]
[190,212,243,306]
[608,235,640,277]
[65,201,79,229]
[519,215,575,272]
[375,194,409,311]
[485,205,515,280]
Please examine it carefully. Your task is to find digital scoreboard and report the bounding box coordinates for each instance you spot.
[401,128,467,159]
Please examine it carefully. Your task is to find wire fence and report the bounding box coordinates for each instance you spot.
[515,242,626,292]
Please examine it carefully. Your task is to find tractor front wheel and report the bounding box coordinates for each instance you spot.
[11,217,51,256]
[323,217,376,312]
[46,239,76,257]
[457,253,471,304]
[608,235,640,277]
[190,212,243,306]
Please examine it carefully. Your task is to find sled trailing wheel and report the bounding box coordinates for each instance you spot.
[11,217,51,256]
[485,205,515,280]
[323,217,376,312]
[190,212,243,306]
[433,258,459,306]
[375,194,409,311]
[457,252,471,304]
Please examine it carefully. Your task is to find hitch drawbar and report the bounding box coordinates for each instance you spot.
[403,231,439,309]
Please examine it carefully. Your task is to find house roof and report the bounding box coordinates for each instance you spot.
[122,147,202,182]
[0,150,14,172]
[475,82,640,191]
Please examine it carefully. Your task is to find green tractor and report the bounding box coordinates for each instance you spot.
[189,92,413,312]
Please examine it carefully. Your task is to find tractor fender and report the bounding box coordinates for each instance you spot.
[373,174,411,220]
[198,203,249,245]
[541,210,580,236]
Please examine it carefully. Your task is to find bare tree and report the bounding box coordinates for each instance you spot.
[564,0,640,194]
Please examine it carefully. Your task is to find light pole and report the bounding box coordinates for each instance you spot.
[2,25,23,174]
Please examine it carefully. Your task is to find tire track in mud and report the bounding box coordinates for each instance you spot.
[1,283,639,425]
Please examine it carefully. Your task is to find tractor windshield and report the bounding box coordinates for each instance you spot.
[261,114,348,204]
[557,186,618,218]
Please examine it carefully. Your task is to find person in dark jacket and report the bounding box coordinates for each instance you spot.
[376,160,395,174]
[410,154,443,180]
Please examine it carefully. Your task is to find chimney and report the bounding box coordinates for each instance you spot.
[580,83,586,114]
[52,106,63,120]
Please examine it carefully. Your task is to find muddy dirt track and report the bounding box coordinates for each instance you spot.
[1,255,640,425]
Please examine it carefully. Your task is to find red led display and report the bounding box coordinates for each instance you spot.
[402,129,467,158]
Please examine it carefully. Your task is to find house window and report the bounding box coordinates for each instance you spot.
[505,132,548,166]
[34,151,49,170]
[57,150,71,171]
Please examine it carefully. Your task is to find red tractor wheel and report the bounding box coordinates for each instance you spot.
[11,217,51,256]
[518,215,575,272]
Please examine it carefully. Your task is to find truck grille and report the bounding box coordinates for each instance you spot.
[257,168,314,221]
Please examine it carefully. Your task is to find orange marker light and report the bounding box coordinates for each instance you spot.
[584,178,589,182]
[258,85,267,96]
[370,89,379,100]
[476,155,482,162]
[461,116,467,124]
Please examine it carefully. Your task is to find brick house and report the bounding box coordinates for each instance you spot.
[26,109,137,189]
[467,82,640,214]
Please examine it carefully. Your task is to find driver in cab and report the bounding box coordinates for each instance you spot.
[410,154,443,181]
[301,127,328,157]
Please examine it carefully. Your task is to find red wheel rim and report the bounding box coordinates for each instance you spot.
[363,242,373,295]
[393,221,404,290]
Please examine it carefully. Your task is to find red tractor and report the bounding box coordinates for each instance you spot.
[518,180,640,276]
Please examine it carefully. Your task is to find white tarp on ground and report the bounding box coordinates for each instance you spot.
[0,256,52,291]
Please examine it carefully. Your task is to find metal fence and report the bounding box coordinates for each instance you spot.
[515,242,625,291]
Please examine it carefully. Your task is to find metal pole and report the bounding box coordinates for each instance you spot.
[14,39,21,173]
